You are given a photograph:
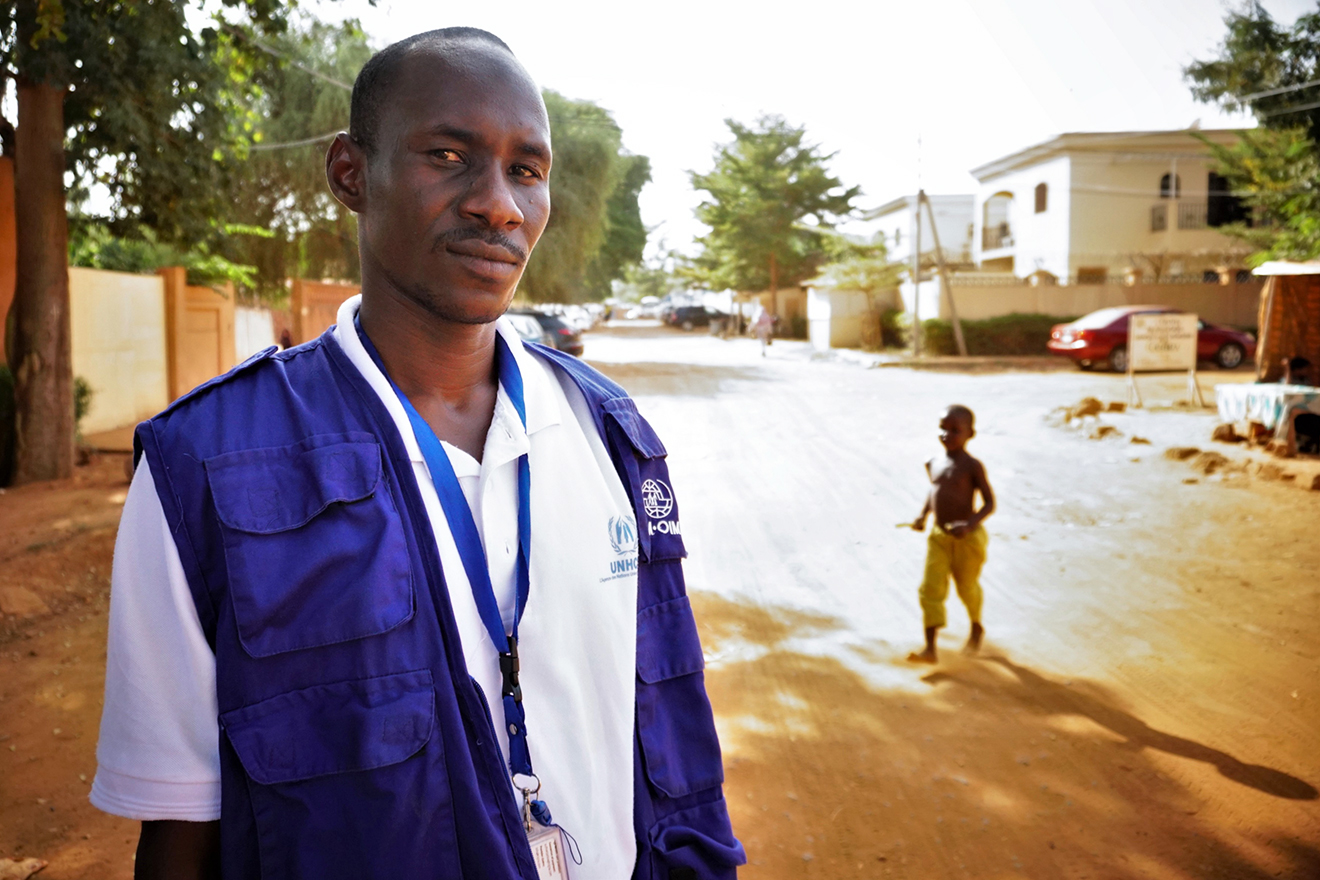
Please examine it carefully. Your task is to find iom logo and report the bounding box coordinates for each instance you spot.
[641,478,673,519]
[608,515,638,555]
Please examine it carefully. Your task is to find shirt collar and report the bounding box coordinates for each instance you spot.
[332,295,561,466]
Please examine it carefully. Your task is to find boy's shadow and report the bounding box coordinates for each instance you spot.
[924,655,1317,801]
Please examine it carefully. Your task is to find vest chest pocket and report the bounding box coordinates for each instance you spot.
[206,436,414,658]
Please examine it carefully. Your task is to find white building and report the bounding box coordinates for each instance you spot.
[970,129,1252,284]
[865,194,975,268]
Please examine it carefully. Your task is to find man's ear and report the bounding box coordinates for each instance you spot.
[326,133,368,213]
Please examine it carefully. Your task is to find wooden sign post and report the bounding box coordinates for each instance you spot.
[1128,313,1203,408]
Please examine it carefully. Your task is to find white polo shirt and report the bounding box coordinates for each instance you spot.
[92,296,640,880]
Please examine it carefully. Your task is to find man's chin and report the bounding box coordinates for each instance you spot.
[408,284,514,326]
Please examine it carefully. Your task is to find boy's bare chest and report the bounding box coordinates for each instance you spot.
[930,458,974,490]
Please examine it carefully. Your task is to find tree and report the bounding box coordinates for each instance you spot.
[216,15,372,299]
[688,115,859,295]
[1,1,290,483]
[819,237,904,297]
[518,91,648,304]
[1186,3,1320,262]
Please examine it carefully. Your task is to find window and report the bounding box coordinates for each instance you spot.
[1207,172,1250,228]
[1159,173,1181,199]
[1235,269,1253,283]
[1202,270,1220,283]
[894,227,901,246]
[1034,182,1048,213]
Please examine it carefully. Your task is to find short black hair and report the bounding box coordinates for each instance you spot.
[945,404,975,429]
[1289,356,1312,370]
[349,28,514,155]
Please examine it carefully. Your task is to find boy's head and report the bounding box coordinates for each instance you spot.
[1286,356,1313,385]
[939,405,975,452]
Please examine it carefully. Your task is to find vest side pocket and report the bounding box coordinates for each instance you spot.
[220,670,460,878]
[602,400,687,563]
[636,596,724,799]
[205,435,415,658]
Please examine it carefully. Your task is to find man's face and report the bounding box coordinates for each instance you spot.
[355,45,551,324]
[939,412,973,452]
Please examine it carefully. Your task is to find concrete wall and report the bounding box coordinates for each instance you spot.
[235,306,278,360]
[807,287,899,351]
[937,280,1262,325]
[69,267,169,435]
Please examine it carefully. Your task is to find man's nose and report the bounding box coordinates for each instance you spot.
[458,161,524,230]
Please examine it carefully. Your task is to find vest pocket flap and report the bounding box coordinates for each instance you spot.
[603,399,667,459]
[207,438,383,534]
[221,670,434,785]
[637,597,704,684]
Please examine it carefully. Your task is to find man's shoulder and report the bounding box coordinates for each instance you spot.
[150,337,333,424]
[523,341,628,404]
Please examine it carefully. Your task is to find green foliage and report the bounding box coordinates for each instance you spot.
[616,259,681,303]
[1187,3,1320,262]
[689,115,859,292]
[73,375,92,439]
[69,223,258,289]
[1197,127,1320,263]
[214,14,371,298]
[3,0,294,245]
[819,238,904,296]
[879,308,909,349]
[519,92,648,303]
[920,313,1072,356]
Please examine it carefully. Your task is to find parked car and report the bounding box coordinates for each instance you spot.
[666,305,720,331]
[1047,305,1256,372]
[505,312,554,347]
[509,309,584,357]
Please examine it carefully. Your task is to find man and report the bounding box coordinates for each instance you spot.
[91,28,744,880]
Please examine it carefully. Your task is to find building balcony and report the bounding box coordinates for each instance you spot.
[1150,200,1208,232]
[982,225,1013,251]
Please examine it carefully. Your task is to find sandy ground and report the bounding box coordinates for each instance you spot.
[1,324,1317,879]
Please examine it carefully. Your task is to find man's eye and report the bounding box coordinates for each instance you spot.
[511,165,541,180]
[432,149,462,162]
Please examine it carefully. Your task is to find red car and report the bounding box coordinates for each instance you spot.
[1047,305,1256,372]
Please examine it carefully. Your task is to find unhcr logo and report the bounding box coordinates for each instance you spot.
[608,514,638,555]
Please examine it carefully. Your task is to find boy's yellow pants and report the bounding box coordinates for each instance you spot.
[919,524,988,629]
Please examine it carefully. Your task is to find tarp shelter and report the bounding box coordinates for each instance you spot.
[1253,261,1320,381]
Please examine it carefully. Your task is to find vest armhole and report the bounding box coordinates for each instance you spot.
[136,420,220,650]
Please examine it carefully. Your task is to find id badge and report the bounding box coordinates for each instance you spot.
[527,822,572,880]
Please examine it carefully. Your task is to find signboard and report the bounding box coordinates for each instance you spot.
[1129,312,1198,372]
[1126,312,1203,407]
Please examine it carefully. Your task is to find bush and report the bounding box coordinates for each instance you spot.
[920,312,1074,356]
[879,308,909,348]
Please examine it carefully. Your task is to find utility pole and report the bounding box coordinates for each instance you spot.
[920,190,967,356]
[911,196,922,357]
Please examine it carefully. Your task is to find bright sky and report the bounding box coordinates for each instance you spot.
[321,0,1309,256]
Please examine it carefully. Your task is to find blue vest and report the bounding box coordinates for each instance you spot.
[134,327,745,879]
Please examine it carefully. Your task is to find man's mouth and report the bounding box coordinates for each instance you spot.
[445,240,522,277]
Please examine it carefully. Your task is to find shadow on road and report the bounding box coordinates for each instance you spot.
[928,656,1317,802]
[691,591,1319,880]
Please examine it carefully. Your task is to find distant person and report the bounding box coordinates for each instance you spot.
[753,310,774,356]
[1283,356,1314,386]
[907,405,996,664]
[278,329,293,349]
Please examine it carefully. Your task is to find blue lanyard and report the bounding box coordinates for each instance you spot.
[355,314,535,778]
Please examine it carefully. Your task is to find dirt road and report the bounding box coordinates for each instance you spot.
[1,324,1317,879]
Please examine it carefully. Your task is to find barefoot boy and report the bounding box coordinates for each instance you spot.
[907,405,995,664]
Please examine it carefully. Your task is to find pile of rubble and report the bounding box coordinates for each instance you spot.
[1046,397,1150,444]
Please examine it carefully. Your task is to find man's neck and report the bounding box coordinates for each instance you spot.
[358,287,500,462]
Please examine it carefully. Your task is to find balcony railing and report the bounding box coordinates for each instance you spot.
[982,224,1013,251]
[1150,200,1209,232]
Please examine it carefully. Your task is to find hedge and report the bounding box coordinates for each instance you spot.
[920,312,1076,356]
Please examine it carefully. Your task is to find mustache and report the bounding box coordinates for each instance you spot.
[432,227,528,263]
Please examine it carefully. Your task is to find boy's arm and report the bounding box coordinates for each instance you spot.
[967,458,996,528]
[911,460,933,530]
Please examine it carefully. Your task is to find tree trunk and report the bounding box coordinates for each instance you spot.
[10,81,71,483]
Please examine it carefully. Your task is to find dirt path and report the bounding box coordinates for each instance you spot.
[588,327,1319,879]
[1,328,1317,879]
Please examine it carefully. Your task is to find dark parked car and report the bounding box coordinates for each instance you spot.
[665,305,719,331]
[510,309,584,357]
[1047,305,1256,372]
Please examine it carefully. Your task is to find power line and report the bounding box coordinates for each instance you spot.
[250,130,340,150]
[1260,98,1320,118]
[1240,77,1320,101]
